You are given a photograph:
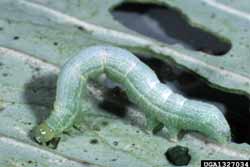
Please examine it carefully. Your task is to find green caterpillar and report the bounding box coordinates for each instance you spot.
[33,45,231,144]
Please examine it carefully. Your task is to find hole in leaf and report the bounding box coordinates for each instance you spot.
[112,2,232,56]
[77,26,85,31]
[113,141,119,146]
[2,73,8,77]
[90,139,99,144]
[13,36,19,40]
[98,86,129,117]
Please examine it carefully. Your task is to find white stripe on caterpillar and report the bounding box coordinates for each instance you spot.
[101,51,108,70]
[33,45,231,144]
[176,97,186,110]
[161,89,173,103]
[148,80,159,91]
[125,62,138,77]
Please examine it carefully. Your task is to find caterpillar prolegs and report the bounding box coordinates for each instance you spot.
[33,45,231,144]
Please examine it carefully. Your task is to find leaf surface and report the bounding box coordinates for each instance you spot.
[0,0,250,166]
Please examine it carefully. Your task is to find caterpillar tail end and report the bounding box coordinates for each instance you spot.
[213,129,231,144]
[33,122,56,144]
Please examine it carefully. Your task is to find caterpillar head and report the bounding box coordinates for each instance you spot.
[32,122,56,144]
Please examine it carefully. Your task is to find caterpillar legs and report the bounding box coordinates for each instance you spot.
[145,112,180,142]
[165,127,179,142]
[145,116,160,132]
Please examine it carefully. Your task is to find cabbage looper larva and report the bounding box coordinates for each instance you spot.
[33,45,231,144]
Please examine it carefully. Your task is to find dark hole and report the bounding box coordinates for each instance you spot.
[98,98,127,117]
[112,3,231,56]
[2,73,8,77]
[98,87,129,117]
[90,139,99,144]
[77,26,85,31]
[165,145,191,166]
[13,36,19,40]
[53,42,58,46]
[139,56,250,144]
[34,67,40,72]
[113,141,119,146]
[0,27,3,31]
[141,58,175,82]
